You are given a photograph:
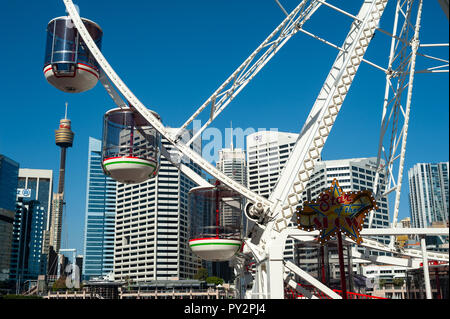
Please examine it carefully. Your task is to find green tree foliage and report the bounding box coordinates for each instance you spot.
[393,278,404,287]
[194,267,208,281]
[206,276,224,286]
[52,276,67,291]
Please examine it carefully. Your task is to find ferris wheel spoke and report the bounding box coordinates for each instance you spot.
[265,0,389,234]
[63,0,272,209]
[173,0,323,143]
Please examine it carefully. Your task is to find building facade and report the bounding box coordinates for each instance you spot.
[9,198,47,288]
[408,162,449,228]
[210,144,247,282]
[217,145,247,187]
[83,137,117,280]
[0,155,19,281]
[0,155,20,212]
[17,169,53,272]
[303,157,390,230]
[246,131,299,262]
[17,169,53,230]
[114,128,202,282]
[217,145,247,233]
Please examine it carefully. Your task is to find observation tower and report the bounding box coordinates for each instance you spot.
[50,102,74,252]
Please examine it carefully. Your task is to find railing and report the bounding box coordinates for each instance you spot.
[285,284,388,299]
[333,289,387,299]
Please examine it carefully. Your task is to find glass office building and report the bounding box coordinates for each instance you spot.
[83,137,117,280]
[9,169,52,288]
[0,155,19,211]
[408,162,449,228]
[9,199,47,286]
[0,154,19,281]
[17,169,53,230]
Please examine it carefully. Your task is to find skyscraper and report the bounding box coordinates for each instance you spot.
[9,198,47,288]
[0,155,19,212]
[212,142,247,282]
[303,157,390,230]
[302,157,391,254]
[246,131,299,262]
[0,154,19,281]
[17,169,53,225]
[408,162,449,228]
[83,137,117,280]
[15,169,53,281]
[114,128,202,282]
[217,145,247,187]
[247,131,391,261]
[217,143,247,230]
[292,157,391,284]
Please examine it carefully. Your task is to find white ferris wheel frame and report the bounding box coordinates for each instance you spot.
[61,0,448,299]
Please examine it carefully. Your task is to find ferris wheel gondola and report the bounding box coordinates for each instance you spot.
[188,183,245,262]
[44,16,103,93]
[101,108,161,184]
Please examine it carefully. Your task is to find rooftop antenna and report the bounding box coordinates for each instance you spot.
[65,102,68,119]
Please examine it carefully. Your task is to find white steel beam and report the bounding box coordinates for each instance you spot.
[369,0,422,229]
[266,0,388,232]
[285,261,342,299]
[284,275,319,299]
[180,0,322,146]
[63,0,272,210]
[351,248,422,268]
[420,236,433,299]
[285,227,449,261]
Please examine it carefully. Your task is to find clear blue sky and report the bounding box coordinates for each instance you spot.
[0,1,448,255]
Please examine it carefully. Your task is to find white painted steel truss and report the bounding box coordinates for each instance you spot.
[369,0,449,234]
[61,0,449,299]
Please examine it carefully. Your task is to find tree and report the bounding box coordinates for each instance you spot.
[206,276,224,286]
[194,268,208,281]
[52,276,67,291]
[393,278,404,288]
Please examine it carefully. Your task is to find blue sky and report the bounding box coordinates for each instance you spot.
[0,0,448,255]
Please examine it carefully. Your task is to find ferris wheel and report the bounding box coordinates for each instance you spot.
[43,0,449,299]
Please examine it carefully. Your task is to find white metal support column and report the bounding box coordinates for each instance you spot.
[265,0,388,233]
[266,231,288,299]
[369,0,424,231]
[420,235,432,299]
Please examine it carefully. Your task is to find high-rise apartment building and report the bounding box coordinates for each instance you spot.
[217,144,247,187]
[217,144,247,230]
[300,157,391,269]
[280,155,390,285]
[212,144,247,282]
[303,157,390,231]
[246,131,299,262]
[114,128,202,282]
[408,162,449,228]
[0,154,19,281]
[246,131,298,199]
[247,131,391,268]
[83,137,117,280]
